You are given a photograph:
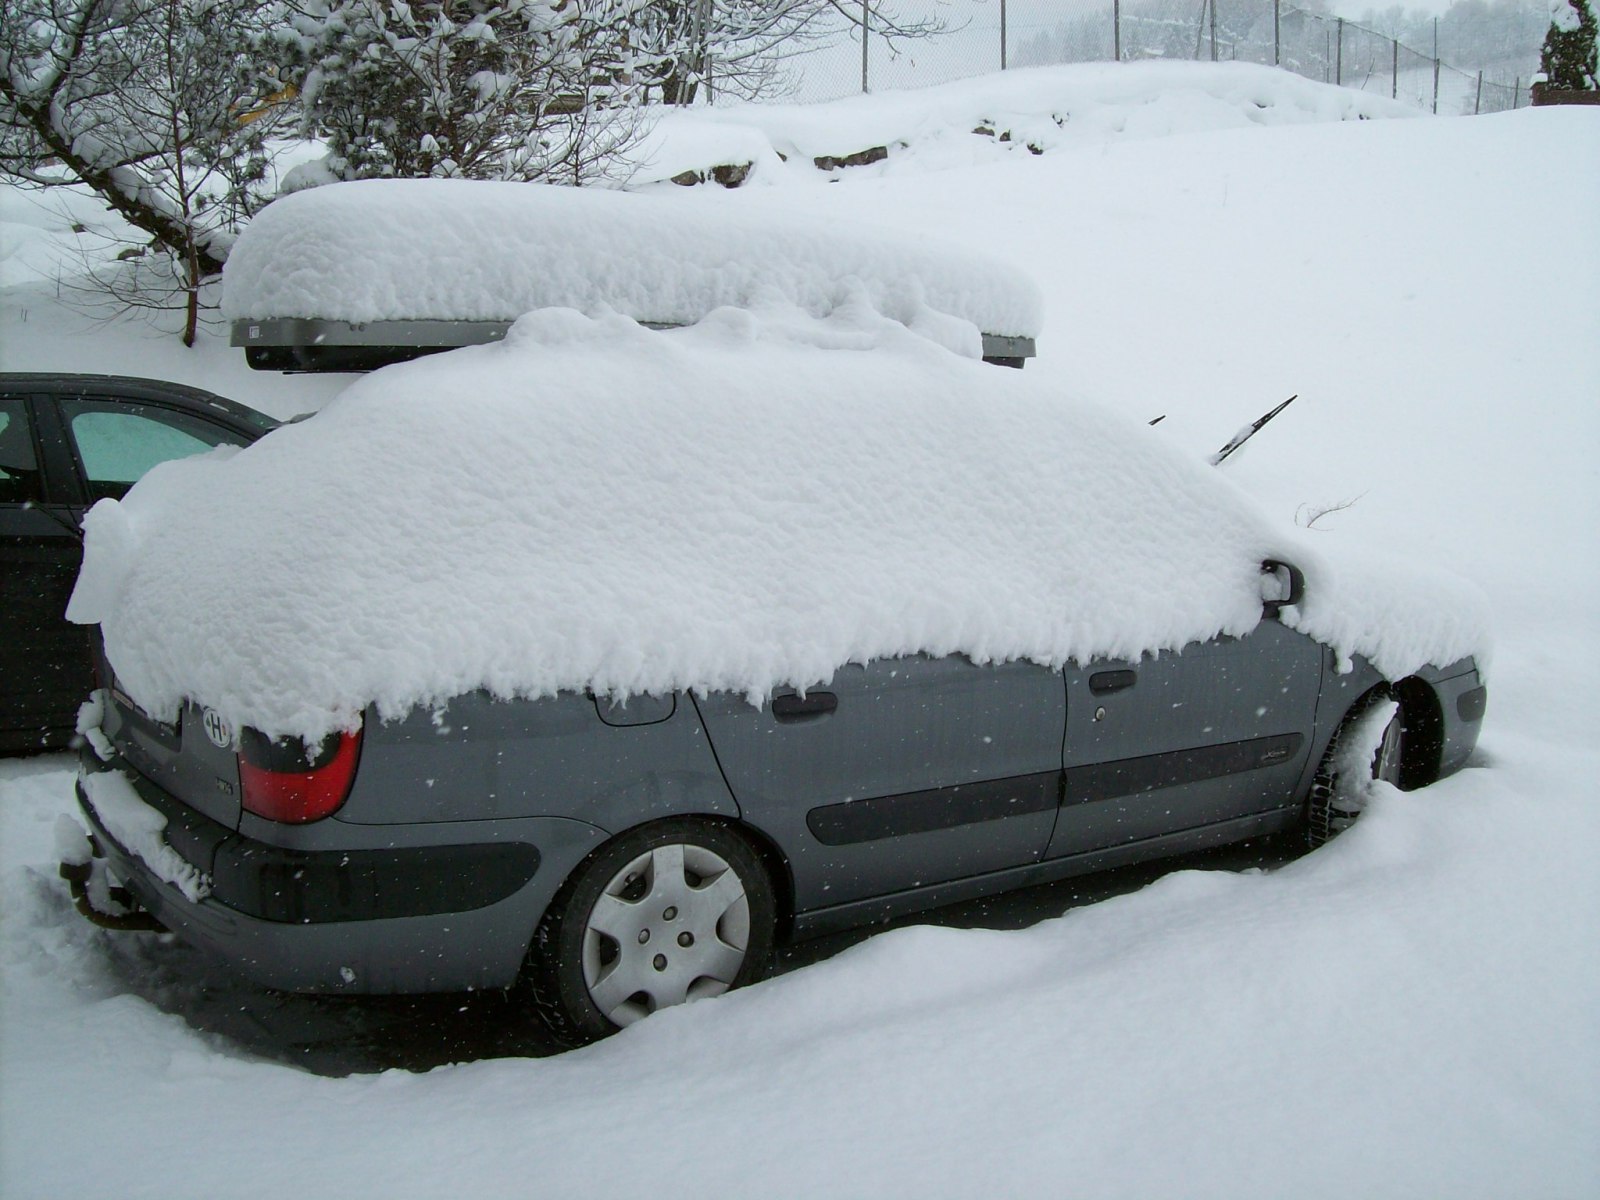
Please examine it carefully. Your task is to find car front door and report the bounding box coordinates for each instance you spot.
[695,654,1066,914]
[0,394,91,751]
[1045,619,1324,860]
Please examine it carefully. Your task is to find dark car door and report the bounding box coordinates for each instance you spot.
[0,394,89,752]
[1045,619,1324,859]
[695,654,1066,913]
[0,385,262,752]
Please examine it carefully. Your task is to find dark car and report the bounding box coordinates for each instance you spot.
[0,374,276,752]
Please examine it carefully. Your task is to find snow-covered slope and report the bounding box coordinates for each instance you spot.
[631,61,1419,186]
[2,70,1597,1200]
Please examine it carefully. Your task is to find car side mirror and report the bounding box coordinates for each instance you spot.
[1261,559,1304,619]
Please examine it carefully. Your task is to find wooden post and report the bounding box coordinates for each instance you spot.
[1273,0,1279,66]
[1336,18,1343,86]
[1475,70,1483,114]
[1210,0,1218,62]
[1392,38,1398,99]
[1513,76,1521,107]
[1001,0,1008,68]
[1115,0,1122,62]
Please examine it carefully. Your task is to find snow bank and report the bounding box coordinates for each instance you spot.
[219,178,1041,344]
[634,61,1418,185]
[70,299,1484,742]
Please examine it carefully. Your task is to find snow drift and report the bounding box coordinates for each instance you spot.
[69,300,1486,742]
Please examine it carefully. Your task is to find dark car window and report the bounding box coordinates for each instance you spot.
[60,398,245,502]
[0,398,43,504]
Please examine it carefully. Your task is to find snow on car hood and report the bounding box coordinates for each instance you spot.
[68,302,1487,742]
[219,178,1041,348]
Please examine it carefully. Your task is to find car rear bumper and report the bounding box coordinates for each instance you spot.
[71,750,605,994]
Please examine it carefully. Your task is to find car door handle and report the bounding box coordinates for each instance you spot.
[772,692,838,723]
[1089,670,1137,695]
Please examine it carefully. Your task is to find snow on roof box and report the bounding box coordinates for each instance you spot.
[224,180,1042,372]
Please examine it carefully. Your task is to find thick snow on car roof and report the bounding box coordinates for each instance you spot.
[69,302,1485,742]
[219,179,1041,347]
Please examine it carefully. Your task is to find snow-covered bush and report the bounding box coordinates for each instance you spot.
[272,0,649,185]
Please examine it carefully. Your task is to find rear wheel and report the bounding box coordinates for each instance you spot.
[1308,693,1403,847]
[522,819,775,1046]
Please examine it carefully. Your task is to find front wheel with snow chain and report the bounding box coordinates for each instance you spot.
[1307,691,1404,848]
[519,818,776,1047]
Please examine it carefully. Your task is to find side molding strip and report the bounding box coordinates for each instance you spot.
[1063,733,1305,807]
[806,771,1059,846]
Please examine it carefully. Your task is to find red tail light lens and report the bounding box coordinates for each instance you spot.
[238,725,363,824]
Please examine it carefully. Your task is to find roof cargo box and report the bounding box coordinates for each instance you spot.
[223,180,1041,372]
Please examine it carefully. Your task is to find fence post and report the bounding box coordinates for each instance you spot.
[1392,38,1398,99]
[1115,0,1122,62]
[1210,0,1217,62]
[1336,18,1343,86]
[1001,0,1008,68]
[1273,0,1279,66]
[861,0,868,93]
[1513,75,1520,107]
[1431,17,1439,114]
[1474,70,1483,114]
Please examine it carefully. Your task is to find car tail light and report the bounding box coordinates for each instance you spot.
[238,724,362,824]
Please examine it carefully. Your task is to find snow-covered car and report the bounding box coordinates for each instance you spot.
[0,374,277,753]
[59,303,1487,1047]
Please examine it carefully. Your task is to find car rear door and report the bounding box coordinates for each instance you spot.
[51,393,249,503]
[694,654,1065,913]
[1,384,263,752]
[1045,620,1323,859]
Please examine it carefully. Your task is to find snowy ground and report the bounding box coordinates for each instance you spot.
[2,66,1598,1198]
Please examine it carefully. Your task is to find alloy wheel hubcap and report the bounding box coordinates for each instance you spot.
[581,842,750,1027]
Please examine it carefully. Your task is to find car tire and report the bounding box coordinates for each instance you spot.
[521,818,776,1046]
[1307,691,1404,847]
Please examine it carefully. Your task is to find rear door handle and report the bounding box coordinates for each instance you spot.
[772,692,838,723]
[1089,670,1137,695]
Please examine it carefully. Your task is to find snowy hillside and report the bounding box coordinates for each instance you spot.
[2,66,1597,1199]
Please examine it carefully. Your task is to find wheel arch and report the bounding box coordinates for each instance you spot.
[532,811,798,955]
[1321,675,1443,794]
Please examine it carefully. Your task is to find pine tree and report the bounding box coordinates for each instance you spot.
[1539,0,1598,89]
[274,0,648,184]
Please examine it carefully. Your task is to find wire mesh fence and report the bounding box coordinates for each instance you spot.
[779,0,1534,115]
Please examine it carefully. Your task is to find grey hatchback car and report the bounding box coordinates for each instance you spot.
[70,598,1485,1046]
